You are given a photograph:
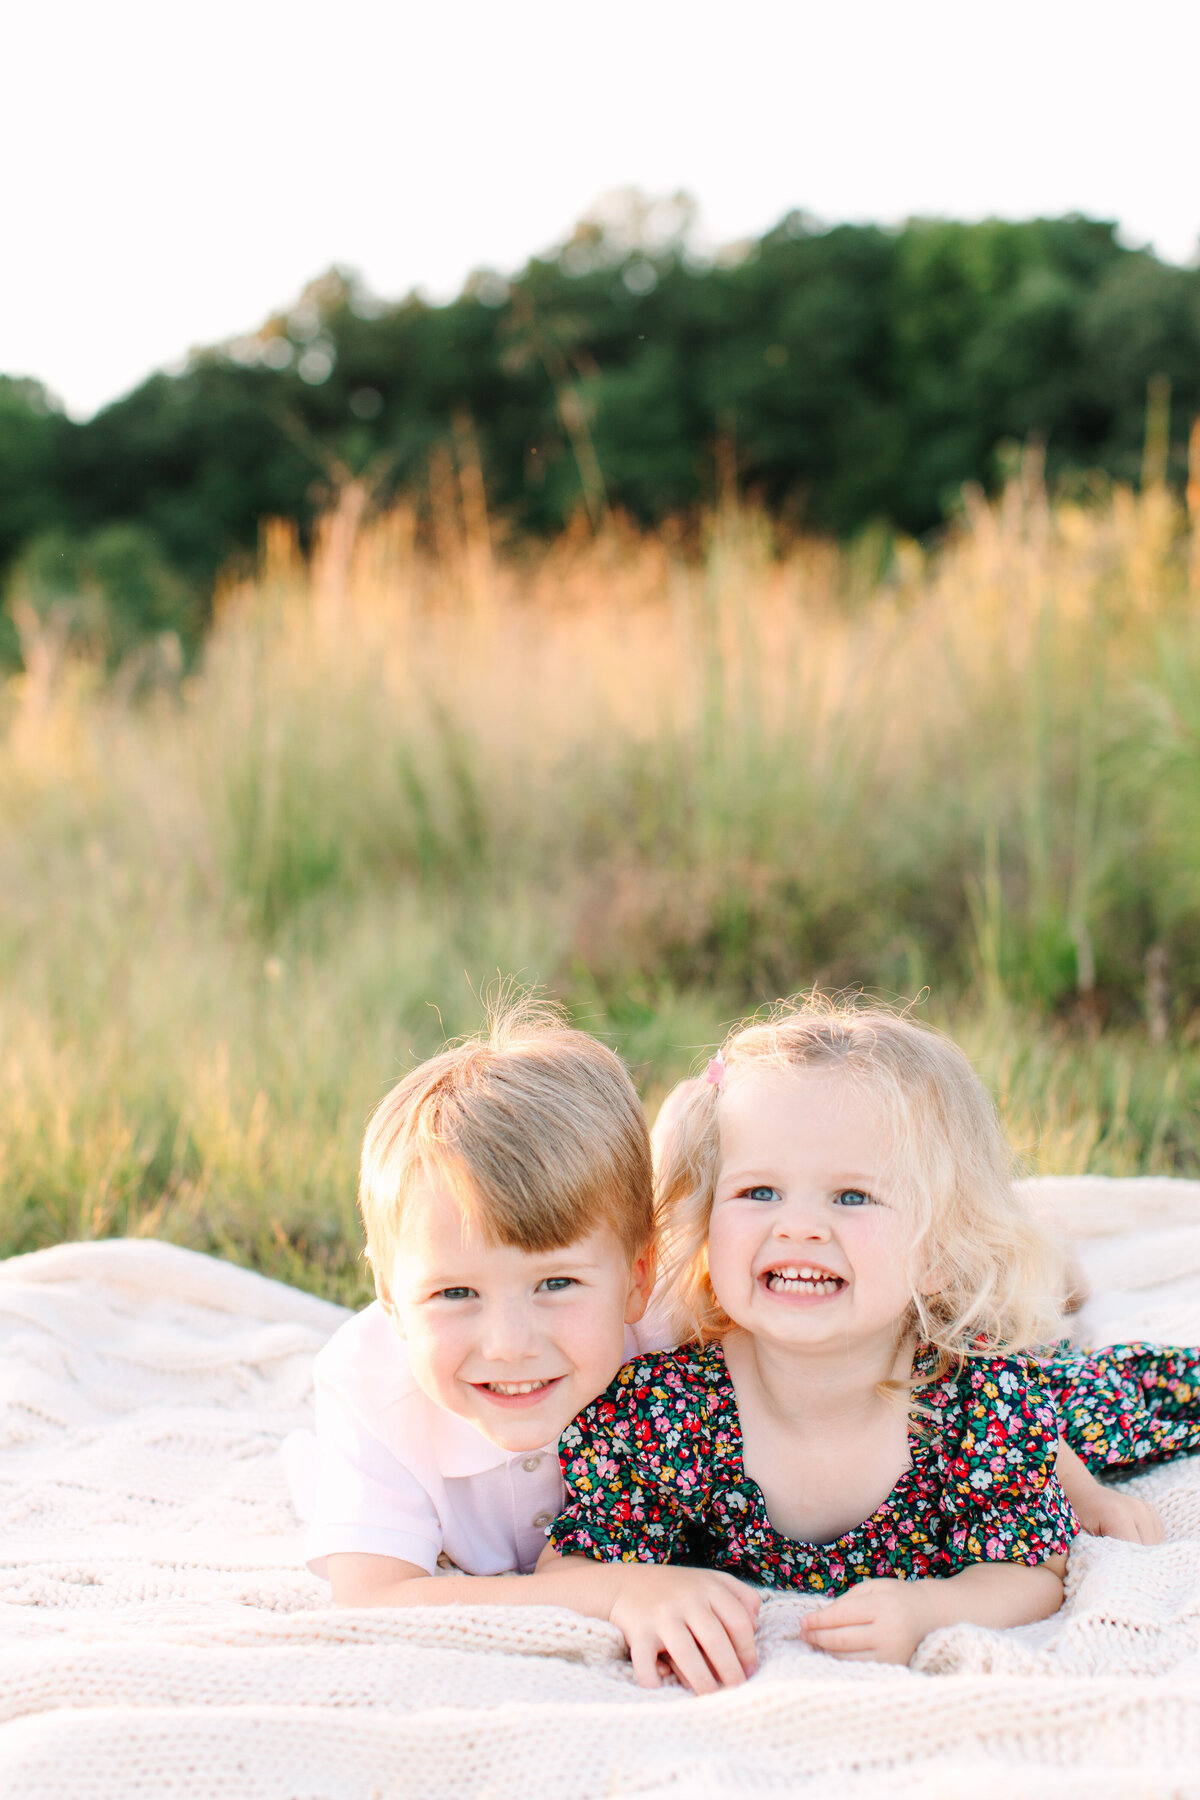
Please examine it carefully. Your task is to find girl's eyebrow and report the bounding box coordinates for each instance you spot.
[717,1165,885,1187]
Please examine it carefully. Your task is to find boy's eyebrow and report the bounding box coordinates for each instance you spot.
[408,1249,613,1279]
[524,1251,608,1270]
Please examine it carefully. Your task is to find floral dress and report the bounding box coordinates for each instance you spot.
[549,1342,1076,1593]
[1045,1342,1200,1473]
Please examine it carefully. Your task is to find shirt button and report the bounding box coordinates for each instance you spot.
[521,1456,542,1473]
[532,1511,553,1530]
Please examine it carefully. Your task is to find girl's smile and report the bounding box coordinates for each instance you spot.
[760,1262,845,1299]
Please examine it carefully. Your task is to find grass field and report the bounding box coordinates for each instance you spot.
[1,464,1198,1304]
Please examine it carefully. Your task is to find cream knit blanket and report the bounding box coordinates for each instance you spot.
[4,1177,1200,1799]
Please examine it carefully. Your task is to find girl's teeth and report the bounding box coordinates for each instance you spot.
[486,1380,551,1395]
[767,1267,842,1294]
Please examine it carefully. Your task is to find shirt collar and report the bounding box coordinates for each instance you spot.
[427,1393,559,1478]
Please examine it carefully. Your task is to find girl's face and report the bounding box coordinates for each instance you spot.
[706,1066,923,1355]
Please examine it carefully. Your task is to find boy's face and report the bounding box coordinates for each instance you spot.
[381,1175,654,1453]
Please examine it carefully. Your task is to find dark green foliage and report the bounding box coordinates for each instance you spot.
[8,522,196,667]
[0,378,68,574]
[4,210,1200,651]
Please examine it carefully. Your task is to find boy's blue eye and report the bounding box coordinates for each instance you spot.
[744,1185,780,1203]
[438,1286,476,1300]
[833,1189,874,1208]
[540,1277,576,1293]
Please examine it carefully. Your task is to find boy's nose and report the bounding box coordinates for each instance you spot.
[480,1303,543,1362]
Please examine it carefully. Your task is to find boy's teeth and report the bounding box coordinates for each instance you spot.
[486,1379,552,1395]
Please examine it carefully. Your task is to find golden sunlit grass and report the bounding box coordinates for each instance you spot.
[1,461,1198,1300]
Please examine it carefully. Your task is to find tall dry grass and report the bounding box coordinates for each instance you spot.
[1,464,1198,1298]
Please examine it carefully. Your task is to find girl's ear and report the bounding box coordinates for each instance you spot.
[623,1245,657,1324]
[915,1253,950,1299]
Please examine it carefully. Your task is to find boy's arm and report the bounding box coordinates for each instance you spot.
[1054,1439,1164,1542]
[326,1548,639,1612]
[327,1549,760,1694]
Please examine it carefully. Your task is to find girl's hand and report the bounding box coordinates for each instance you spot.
[1073,1484,1165,1543]
[1055,1440,1165,1543]
[606,1564,761,1693]
[799,1577,933,1665]
[803,1560,1065,1664]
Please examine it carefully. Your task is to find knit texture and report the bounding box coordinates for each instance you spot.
[3,1178,1200,1798]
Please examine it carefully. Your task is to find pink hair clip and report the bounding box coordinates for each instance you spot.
[705,1056,726,1089]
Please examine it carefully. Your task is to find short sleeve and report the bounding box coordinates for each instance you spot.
[548,1356,705,1565]
[306,1370,443,1577]
[934,1356,1077,1568]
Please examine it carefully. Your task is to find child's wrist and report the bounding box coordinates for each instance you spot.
[910,1576,955,1639]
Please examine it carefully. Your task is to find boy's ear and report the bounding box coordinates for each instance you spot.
[623,1245,656,1324]
[371,1255,401,1329]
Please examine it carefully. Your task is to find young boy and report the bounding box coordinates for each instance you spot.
[302,1004,760,1694]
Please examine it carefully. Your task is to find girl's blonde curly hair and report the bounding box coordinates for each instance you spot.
[655,995,1063,1375]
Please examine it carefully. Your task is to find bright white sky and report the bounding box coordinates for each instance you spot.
[7,0,1199,419]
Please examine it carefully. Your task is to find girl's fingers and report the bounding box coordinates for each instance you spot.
[714,1572,762,1619]
[801,1621,878,1654]
[626,1632,666,1689]
[659,1624,720,1696]
[714,1594,760,1674]
[689,1613,749,1688]
[803,1599,869,1632]
[629,1613,756,1695]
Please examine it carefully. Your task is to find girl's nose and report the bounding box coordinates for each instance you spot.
[773,1201,830,1241]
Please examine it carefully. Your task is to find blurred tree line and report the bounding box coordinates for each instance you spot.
[3,194,1199,663]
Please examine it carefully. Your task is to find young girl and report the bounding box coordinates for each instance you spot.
[547,999,1198,1668]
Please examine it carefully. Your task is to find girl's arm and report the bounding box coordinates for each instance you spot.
[800,1555,1066,1665]
[803,1354,1085,1664]
[327,1549,759,1693]
[1054,1440,1164,1543]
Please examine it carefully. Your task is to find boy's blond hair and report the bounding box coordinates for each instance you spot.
[658,995,1062,1371]
[361,1001,653,1300]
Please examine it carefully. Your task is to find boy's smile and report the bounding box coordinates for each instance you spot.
[384,1176,653,1453]
[470,1373,567,1411]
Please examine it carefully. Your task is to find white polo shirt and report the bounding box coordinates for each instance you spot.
[299,1300,673,1578]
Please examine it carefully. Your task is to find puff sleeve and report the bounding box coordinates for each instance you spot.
[932,1355,1077,1568]
[548,1352,711,1565]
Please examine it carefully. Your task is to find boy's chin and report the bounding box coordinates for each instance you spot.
[483,1417,564,1452]
[463,1410,571,1453]
[459,1382,577,1451]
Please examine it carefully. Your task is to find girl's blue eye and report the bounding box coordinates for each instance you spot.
[834,1189,874,1208]
[744,1185,781,1203]
[541,1277,576,1292]
[438,1286,476,1300]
